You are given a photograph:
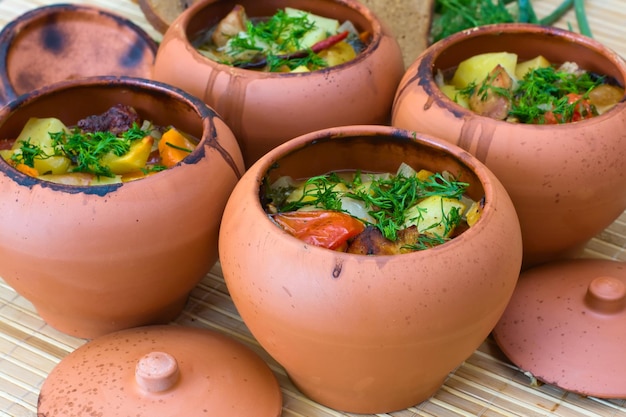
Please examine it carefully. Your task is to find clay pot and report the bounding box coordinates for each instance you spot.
[0,4,158,106]
[152,0,405,167]
[391,23,626,268]
[218,125,522,413]
[0,76,244,339]
[38,325,282,416]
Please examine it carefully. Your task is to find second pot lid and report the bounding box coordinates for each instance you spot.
[38,325,282,417]
[0,4,158,106]
[492,258,626,398]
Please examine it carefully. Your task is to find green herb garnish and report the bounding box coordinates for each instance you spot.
[10,138,47,167]
[458,65,603,124]
[225,9,328,71]
[509,66,601,123]
[280,174,346,212]
[431,0,592,43]
[15,123,148,178]
[275,170,470,243]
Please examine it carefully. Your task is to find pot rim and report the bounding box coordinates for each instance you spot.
[406,22,626,128]
[0,75,224,196]
[243,124,512,260]
[172,0,385,79]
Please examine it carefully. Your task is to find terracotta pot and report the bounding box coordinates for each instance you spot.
[0,76,244,339]
[0,4,157,106]
[218,125,523,413]
[152,0,405,167]
[391,23,626,268]
[38,325,282,416]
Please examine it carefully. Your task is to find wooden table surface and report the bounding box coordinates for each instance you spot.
[0,1,625,416]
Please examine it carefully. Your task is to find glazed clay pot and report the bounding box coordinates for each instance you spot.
[153,0,405,167]
[391,24,626,268]
[0,4,158,106]
[0,76,244,339]
[218,125,523,413]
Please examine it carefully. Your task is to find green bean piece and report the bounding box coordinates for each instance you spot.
[518,0,530,22]
[574,0,593,37]
[539,0,574,25]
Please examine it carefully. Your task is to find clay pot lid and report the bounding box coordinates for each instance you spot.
[38,325,282,416]
[492,258,626,398]
[0,4,158,106]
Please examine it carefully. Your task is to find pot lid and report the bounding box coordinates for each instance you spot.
[492,258,626,398]
[0,4,157,106]
[38,325,282,417]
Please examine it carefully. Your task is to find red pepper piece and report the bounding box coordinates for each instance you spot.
[271,210,365,250]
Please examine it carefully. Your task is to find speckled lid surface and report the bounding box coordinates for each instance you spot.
[493,258,626,398]
[37,325,282,417]
[0,4,157,105]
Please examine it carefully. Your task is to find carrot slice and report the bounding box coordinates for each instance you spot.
[158,128,197,168]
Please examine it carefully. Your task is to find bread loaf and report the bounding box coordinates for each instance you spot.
[357,0,434,68]
[138,0,201,34]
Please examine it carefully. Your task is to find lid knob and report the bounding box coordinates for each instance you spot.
[584,276,626,314]
[135,351,180,393]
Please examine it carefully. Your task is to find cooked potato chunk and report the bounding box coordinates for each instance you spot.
[285,7,340,49]
[403,195,466,238]
[451,52,518,88]
[515,55,550,79]
[9,117,72,175]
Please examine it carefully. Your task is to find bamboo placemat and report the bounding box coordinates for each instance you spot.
[0,1,625,416]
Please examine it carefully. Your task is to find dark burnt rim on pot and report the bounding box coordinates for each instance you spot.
[398,23,626,124]
[0,3,159,106]
[178,0,384,77]
[0,76,240,197]
[251,125,503,258]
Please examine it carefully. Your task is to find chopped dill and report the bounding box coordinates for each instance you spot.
[457,65,604,124]
[273,170,469,242]
[14,123,148,178]
[225,9,328,71]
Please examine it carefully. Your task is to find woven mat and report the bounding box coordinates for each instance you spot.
[0,1,625,416]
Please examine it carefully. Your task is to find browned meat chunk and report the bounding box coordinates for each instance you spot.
[469,64,513,120]
[346,226,427,255]
[347,226,399,255]
[77,104,141,135]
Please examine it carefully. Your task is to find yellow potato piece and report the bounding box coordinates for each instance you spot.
[439,85,470,109]
[588,84,625,115]
[319,41,356,67]
[285,7,340,49]
[403,195,466,238]
[34,155,71,175]
[101,136,154,175]
[286,181,349,204]
[465,200,483,227]
[290,65,310,73]
[416,169,435,181]
[451,52,518,88]
[515,55,550,79]
[8,117,72,175]
[12,117,67,150]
